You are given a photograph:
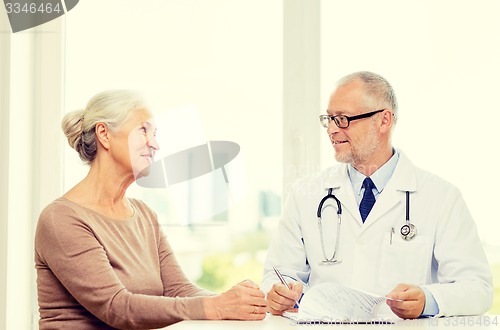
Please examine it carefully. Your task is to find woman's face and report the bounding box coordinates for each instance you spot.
[108,108,160,180]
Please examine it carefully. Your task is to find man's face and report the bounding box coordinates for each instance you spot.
[326,80,381,167]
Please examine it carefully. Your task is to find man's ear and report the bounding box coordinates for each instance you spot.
[380,110,393,134]
[95,122,110,150]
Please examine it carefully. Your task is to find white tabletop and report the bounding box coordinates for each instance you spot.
[166,314,500,329]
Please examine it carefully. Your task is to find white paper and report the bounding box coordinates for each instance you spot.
[284,282,396,324]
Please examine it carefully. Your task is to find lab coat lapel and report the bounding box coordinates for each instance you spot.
[363,186,401,228]
[362,151,418,228]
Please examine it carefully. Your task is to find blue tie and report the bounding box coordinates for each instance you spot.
[359,177,376,222]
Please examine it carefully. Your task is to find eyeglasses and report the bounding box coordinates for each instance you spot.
[319,109,385,128]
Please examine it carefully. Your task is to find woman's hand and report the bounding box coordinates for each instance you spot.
[204,280,268,320]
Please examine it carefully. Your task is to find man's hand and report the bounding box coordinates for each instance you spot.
[386,283,425,319]
[266,282,303,315]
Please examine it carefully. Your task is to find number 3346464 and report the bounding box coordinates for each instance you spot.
[5,2,62,14]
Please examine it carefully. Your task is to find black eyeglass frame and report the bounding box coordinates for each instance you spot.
[319,109,386,128]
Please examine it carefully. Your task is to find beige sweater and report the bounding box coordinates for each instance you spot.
[35,197,213,329]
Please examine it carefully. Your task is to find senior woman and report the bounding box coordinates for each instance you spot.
[35,90,267,329]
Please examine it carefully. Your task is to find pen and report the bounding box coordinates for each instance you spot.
[272,266,300,308]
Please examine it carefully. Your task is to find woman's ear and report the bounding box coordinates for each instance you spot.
[95,122,110,150]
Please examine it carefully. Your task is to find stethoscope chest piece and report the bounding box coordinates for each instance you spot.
[400,223,416,240]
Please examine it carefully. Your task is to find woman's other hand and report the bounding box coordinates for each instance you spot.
[204,280,267,320]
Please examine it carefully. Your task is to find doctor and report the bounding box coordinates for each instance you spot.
[261,71,493,319]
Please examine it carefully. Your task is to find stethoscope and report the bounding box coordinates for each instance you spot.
[316,188,416,265]
[400,191,417,240]
[316,188,342,265]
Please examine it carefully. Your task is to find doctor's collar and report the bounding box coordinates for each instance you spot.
[348,150,400,196]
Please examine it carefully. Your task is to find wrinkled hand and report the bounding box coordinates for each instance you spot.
[386,283,425,319]
[266,282,303,315]
[205,280,267,320]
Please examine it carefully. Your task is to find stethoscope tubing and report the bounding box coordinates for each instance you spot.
[317,188,342,217]
[316,187,416,264]
[316,188,342,264]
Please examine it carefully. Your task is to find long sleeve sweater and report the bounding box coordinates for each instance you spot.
[35,197,214,329]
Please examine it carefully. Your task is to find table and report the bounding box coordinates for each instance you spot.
[167,314,500,329]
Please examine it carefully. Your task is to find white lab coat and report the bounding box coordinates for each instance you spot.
[262,150,493,317]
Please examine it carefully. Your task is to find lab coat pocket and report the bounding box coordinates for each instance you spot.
[378,233,433,291]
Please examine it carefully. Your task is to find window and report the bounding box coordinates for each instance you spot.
[63,0,283,289]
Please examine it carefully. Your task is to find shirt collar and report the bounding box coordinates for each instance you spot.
[348,149,400,196]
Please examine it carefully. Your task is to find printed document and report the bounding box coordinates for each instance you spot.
[284,282,398,324]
